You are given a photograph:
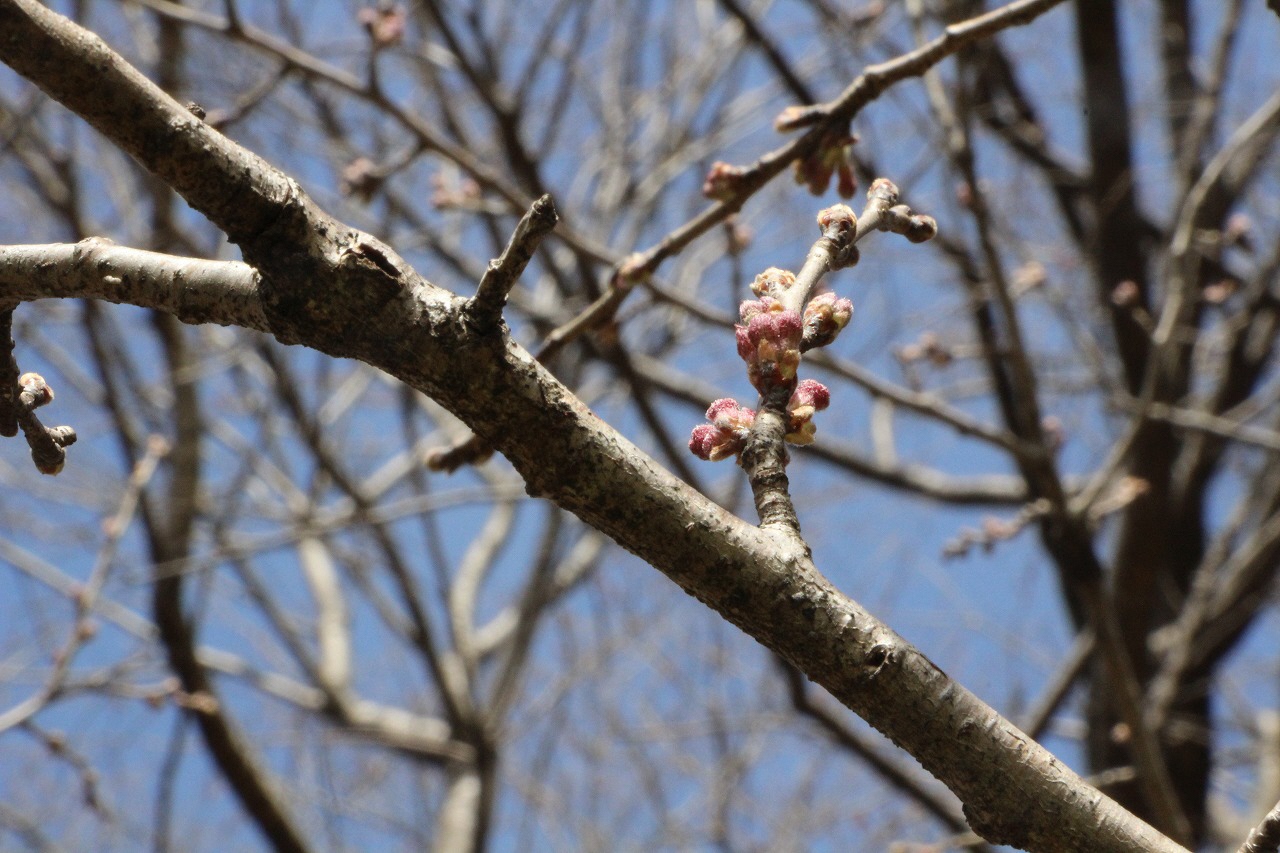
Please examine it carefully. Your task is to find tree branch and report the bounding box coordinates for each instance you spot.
[0,3,1188,849]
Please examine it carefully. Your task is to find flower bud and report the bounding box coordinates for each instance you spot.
[702,162,748,201]
[904,214,937,244]
[816,203,857,234]
[868,178,899,206]
[784,379,831,445]
[803,291,854,349]
[689,399,756,461]
[739,307,803,392]
[750,268,796,298]
[18,373,53,407]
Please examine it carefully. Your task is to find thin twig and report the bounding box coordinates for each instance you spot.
[466,194,558,335]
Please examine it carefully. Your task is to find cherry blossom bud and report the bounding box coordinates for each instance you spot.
[689,399,756,461]
[817,203,857,234]
[702,162,748,201]
[750,268,796,298]
[789,378,830,413]
[18,373,53,407]
[738,306,803,392]
[784,379,831,445]
[775,105,821,131]
[803,291,854,349]
[794,131,857,196]
[868,178,900,207]
[904,214,937,244]
[47,425,76,447]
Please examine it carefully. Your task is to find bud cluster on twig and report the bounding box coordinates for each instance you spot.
[1,306,77,475]
[689,180,936,471]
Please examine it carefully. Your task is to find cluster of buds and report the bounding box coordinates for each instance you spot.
[692,249,856,464]
[690,188,936,469]
[688,380,832,461]
[736,297,803,393]
[691,262,845,463]
[9,372,76,475]
[867,179,936,244]
[794,129,858,199]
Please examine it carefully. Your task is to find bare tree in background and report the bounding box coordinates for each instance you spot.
[1,0,1278,851]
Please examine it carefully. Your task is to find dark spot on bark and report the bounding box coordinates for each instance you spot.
[865,643,890,670]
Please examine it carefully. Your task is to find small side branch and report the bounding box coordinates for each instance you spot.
[466,194,558,335]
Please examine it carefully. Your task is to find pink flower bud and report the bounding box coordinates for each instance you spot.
[690,399,756,461]
[784,380,830,445]
[739,307,803,391]
[706,398,755,430]
[689,424,723,460]
[789,379,830,412]
[747,308,803,347]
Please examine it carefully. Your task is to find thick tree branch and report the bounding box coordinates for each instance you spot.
[0,241,267,331]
